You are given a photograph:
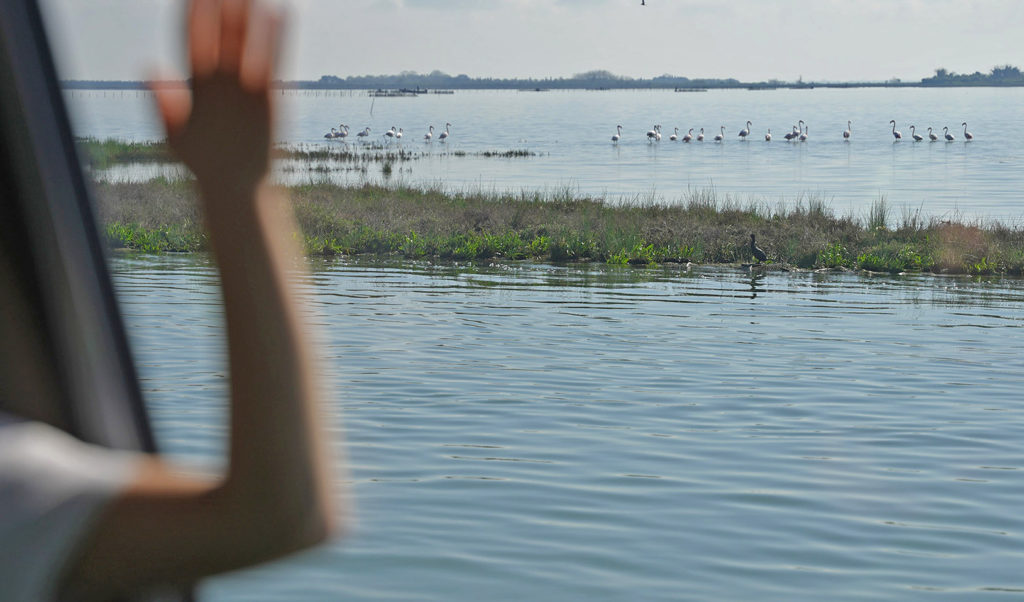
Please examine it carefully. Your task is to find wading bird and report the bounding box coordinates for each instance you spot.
[928,126,938,141]
[910,125,923,141]
[439,122,451,142]
[424,125,434,141]
[890,120,902,140]
[784,125,799,141]
[337,124,349,140]
[324,127,337,139]
[683,128,693,142]
[962,122,973,140]
[670,127,679,141]
[385,126,397,138]
[750,234,767,264]
[765,128,771,141]
[944,126,954,141]
[357,127,371,140]
[843,120,851,140]
[395,128,403,140]
[696,127,705,141]
[799,125,808,142]
[611,125,622,143]
[738,120,751,139]
[714,125,725,141]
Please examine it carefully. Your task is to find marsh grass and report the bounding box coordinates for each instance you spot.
[451,149,538,158]
[78,138,538,172]
[93,179,1024,274]
[93,177,205,252]
[868,195,890,231]
[280,145,417,163]
[77,138,173,169]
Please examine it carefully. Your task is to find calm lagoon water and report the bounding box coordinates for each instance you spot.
[68,87,1024,222]
[112,254,1024,601]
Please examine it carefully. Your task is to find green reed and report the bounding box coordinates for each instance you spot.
[93,178,1024,275]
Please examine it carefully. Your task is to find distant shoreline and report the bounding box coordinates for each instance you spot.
[61,65,1024,92]
[61,64,1024,91]
[61,80,1024,91]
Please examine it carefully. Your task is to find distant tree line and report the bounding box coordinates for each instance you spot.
[281,69,742,90]
[61,65,1024,91]
[62,80,149,90]
[920,65,1024,86]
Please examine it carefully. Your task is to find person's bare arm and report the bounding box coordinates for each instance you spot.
[60,0,338,598]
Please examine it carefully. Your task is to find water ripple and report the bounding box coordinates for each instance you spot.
[111,256,1024,601]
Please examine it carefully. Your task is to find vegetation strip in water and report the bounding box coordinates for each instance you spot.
[76,137,538,170]
[93,178,1024,275]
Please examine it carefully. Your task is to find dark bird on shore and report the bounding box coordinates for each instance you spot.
[750,234,767,263]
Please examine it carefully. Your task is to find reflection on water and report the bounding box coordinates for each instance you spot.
[112,255,1024,601]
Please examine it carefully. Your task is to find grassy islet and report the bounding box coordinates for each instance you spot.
[93,177,1024,275]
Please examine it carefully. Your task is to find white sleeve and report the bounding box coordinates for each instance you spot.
[0,416,140,601]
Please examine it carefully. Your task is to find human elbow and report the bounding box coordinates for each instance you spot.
[262,491,338,556]
[215,482,340,562]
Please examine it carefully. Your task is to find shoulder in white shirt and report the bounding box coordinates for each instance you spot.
[0,411,139,601]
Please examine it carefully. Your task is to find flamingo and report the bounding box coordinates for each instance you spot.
[337,125,349,140]
[928,127,938,141]
[696,127,705,142]
[738,120,751,139]
[799,125,808,142]
[438,122,451,142]
[843,120,851,140]
[655,125,662,141]
[784,125,799,141]
[395,128,403,140]
[682,128,693,142]
[384,126,396,138]
[962,122,973,140]
[910,125,923,142]
[425,125,434,141]
[944,126,954,142]
[765,128,772,141]
[670,127,679,141]
[611,124,622,143]
[357,127,371,140]
[324,127,337,139]
[714,125,725,141]
[646,125,660,142]
[890,120,901,141]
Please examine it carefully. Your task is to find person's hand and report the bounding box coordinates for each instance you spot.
[152,0,283,199]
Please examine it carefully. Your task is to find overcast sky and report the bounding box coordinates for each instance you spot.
[41,0,1024,82]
